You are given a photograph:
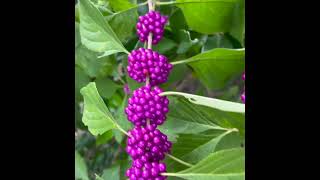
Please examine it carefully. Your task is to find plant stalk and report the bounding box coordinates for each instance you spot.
[166,154,193,167]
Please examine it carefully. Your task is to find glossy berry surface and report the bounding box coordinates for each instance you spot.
[126,161,167,180]
[126,125,172,161]
[127,48,173,86]
[125,85,169,126]
[136,11,168,45]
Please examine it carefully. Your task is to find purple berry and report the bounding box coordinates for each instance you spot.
[126,161,167,180]
[127,48,172,86]
[127,126,172,161]
[136,11,168,45]
[125,85,169,126]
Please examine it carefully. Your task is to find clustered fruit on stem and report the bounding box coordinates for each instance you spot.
[241,72,245,103]
[125,1,173,179]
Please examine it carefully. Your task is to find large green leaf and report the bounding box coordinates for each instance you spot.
[174,48,245,90]
[160,98,245,137]
[153,37,178,54]
[176,0,244,43]
[101,164,120,180]
[164,148,245,180]
[160,91,245,113]
[76,20,115,78]
[230,0,245,46]
[96,130,113,146]
[80,82,117,136]
[76,45,116,78]
[107,8,138,43]
[167,130,238,171]
[202,34,233,51]
[95,77,121,99]
[75,151,89,180]
[78,0,128,56]
[109,0,136,12]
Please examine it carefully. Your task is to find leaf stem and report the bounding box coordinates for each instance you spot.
[171,58,197,65]
[115,123,131,137]
[166,154,193,167]
[161,173,176,176]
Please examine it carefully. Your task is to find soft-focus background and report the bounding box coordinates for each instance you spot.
[75,0,245,179]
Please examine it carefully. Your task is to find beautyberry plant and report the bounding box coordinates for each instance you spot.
[75,0,245,179]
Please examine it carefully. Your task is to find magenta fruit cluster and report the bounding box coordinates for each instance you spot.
[125,85,169,126]
[126,126,172,161]
[136,11,168,44]
[126,161,167,180]
[241,72,245,103]
[127,48,173,86]
[125,7,171,180]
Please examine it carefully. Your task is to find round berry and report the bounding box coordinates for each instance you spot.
[136,11,168,45]
[127,48,172,86]
[126,126,172,161]
[126,161,167,180]
[125,85,169,126]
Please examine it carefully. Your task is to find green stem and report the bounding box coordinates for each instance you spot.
[115,123,131,137]
[171,58,198,65]
[166,154,193,167]
[161,173,177,176]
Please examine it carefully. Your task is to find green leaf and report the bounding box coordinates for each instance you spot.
[170,8,188,32]
[229,0,245,46]
[80,82,117,136]
[126,75,141,91]
[75,151,89,180]
[153,37,178,54]
[76,43,116,78]
[78,0,128,56]
[202,34,233,51]
[173,48,245,90]
[176,0,239,34]
[109,0,136,12]
[176,30,199,54]
[179,130,235,163]
[164,148,245,180]
[96,130,113,146]
[166,63,190,85]
[161,91,244,113]
[167,130,237,171]
[95,77,121,99]
[108,8,138,43]
[159,98,245,137]
[101,164,120,180]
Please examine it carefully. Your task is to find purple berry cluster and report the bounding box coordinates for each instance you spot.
[125,6,172,180]
[126,126,172,161]
[127,48,173,86]
[241,72,245,103]
[126,161,167,180]
[125,85,169,126]
[136,11,168,44]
